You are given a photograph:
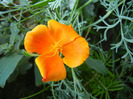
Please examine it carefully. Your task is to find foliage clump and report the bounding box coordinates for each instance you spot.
[0,0,133,99]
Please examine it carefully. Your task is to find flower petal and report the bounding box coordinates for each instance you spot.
[62,37,89,68]
[24,25,55,54]
[35,53,66,82]
[48,20,80,46]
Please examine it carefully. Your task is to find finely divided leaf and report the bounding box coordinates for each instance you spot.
[0,52,23,88]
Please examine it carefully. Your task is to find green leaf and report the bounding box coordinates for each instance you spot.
[34,63,43,86]
[85,57,108,75]
[15,34,24,50]
[9,23,20,46]
[18,57,32,75]
[0,52,23,88]
[0,43,8,53]
[31,0,55,8]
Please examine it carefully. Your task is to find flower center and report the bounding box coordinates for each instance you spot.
[47,39,63,57]
[50,45,59,53]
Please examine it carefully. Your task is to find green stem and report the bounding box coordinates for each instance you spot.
[85,19,94,39]
[95,77,107,91]
[71,68,77,99]
[69,0,93,22]
[20,85,50,99]
[119,16,133,22]
[69,0,79,22]
[51,81,56,99]
[23,50,39,57]
[78,0,94,11]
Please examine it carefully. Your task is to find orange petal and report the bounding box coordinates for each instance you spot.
[35,53,66,82]
[48,20,80,46]
[24,25,55,54]
[62,37,89,68]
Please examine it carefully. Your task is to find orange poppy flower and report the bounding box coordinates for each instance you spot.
[24,20,89,82]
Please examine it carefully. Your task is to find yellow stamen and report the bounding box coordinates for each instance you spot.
[47,39,63,57]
